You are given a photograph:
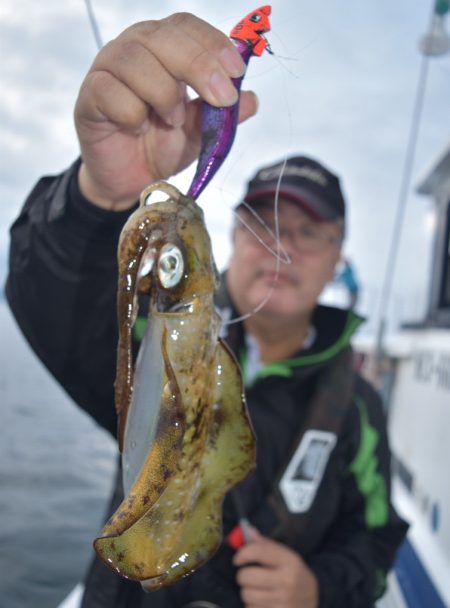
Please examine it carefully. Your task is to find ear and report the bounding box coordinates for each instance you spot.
[326,247,341,283]
[230,223,238,245]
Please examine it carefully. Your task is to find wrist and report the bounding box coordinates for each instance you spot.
[78,162,138,211]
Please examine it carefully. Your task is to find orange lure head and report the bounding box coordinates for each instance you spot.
[230,5,272,56]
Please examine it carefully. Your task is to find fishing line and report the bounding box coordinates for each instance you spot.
[223,157,289,327]
[232,204,290,262]
[375,50,432,357]
[265,28,318,81]
[223,37,299,327]
[83,0,103,50]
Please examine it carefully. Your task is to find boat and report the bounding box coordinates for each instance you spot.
[357,142,450,607]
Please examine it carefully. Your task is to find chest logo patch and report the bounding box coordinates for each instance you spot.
[279,430,337,513]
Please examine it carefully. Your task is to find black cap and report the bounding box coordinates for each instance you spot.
[241,156,346,223]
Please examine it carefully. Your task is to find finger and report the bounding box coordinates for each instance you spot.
[89,39,186,128]
[234,536,294,569]
[128,14,246,106]
[150,13,246,72]
[240,585,277,607]
[238,91,259,123]
[75,70,149,132]
[236,565,276,589]
[233,541,272,567]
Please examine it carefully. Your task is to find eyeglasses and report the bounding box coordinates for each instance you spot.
[236,212,343,254]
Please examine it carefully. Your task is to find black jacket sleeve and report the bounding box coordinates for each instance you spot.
[6,160,136,436]
[307,377,408,607]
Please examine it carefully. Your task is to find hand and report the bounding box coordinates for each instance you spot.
[74,13,258,210]
[233,529,319,608]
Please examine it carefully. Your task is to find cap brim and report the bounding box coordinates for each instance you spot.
[244,185,340,222]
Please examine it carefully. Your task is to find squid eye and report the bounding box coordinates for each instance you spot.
[250,14,261,22]
[158,243,184,288]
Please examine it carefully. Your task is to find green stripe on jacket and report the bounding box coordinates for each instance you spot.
[349,395,388,528]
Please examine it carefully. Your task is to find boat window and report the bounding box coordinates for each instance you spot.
[440,202,450,309]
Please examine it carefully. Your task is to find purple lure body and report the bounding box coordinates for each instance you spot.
[187,41,252,200]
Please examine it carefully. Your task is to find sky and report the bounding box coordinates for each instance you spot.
[1,0,450,332]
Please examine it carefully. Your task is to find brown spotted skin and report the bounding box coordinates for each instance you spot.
[94,182,256,588]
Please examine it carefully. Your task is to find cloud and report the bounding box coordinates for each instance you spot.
[1,0,449,323]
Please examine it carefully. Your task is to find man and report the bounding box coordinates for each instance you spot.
[6,12,407,608]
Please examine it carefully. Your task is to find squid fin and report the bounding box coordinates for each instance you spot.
[94,327,185,566]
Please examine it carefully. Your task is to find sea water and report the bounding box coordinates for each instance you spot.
[0,300,118,608]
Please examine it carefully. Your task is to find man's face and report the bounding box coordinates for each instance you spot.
[226,198,342,320]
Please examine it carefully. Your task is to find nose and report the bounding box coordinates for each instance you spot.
[277,227,300,260]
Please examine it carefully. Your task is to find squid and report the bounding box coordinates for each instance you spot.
[94,182,256,587]
[94,6,273,590]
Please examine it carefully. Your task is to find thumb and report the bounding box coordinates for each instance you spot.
[246,526,264,543]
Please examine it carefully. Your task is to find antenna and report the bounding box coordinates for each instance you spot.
[83,0,103,50]
[420,0,450,55]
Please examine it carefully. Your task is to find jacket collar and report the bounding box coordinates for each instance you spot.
[215,272,364,382]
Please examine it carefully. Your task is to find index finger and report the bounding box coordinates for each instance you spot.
[129,13,246,106]
[236,564,277,589]
[233,536,292,569]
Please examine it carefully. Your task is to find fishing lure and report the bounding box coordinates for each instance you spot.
[187,5,272,199]
[94,183,256,588]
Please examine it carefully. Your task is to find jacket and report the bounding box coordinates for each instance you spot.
[6,161,408,607]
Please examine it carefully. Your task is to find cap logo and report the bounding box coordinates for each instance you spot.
[257,163,328,187]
